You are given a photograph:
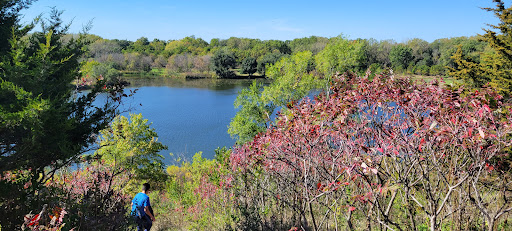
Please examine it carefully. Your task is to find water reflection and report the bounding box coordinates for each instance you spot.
[126,76,266,90]
[119,77,266,164]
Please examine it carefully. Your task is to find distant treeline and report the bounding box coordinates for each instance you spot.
[75,34,487,80]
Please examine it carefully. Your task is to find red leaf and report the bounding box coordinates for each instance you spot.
[468,127,474,137]
[484,104,491,113]
[419,138,425,152]
[28,214,40,226]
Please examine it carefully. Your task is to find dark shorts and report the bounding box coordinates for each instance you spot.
[135,215,152,231]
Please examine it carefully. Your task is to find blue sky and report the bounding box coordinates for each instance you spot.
[20,0,502,43]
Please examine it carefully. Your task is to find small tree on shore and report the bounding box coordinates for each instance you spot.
[95,113,168,192]
[241,57,257,76]
[211,49,236,78]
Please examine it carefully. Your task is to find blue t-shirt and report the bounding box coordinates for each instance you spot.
[132,192,151,217]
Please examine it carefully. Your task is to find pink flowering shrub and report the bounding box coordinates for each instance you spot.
[48,161,131,230]
[229,72,512,230]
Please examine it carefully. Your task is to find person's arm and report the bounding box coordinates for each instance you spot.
[149,205,154,218]
[144,206,155,221]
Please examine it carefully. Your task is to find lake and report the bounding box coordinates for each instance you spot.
[117,77,263,164]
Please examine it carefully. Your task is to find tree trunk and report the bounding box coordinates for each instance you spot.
[309,201,318,231]
[429,215,436,231]
[301,210,309,230]
[487,219,495,231]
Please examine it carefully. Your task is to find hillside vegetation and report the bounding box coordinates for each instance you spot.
[2,0,512,231]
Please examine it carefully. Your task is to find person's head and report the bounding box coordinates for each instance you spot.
[142,183,150,192]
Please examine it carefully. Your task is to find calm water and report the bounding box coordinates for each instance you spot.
[118,77,263,164]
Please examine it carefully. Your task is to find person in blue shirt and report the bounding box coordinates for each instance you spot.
[131,183,155,231]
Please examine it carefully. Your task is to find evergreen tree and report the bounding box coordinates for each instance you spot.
[0,8,126,180]
[0,5,130,229]
[0,0,35,56]
[449,0,512,96]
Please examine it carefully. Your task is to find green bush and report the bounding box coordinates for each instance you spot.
[430,64,445,76]
[415,64,430,75]
[150,149,235,230]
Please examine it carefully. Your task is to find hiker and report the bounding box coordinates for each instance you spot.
[131,183,156,231]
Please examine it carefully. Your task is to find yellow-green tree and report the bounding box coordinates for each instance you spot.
[229,51,322,143]
[95,113,167,192]
[314,35,366,77]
